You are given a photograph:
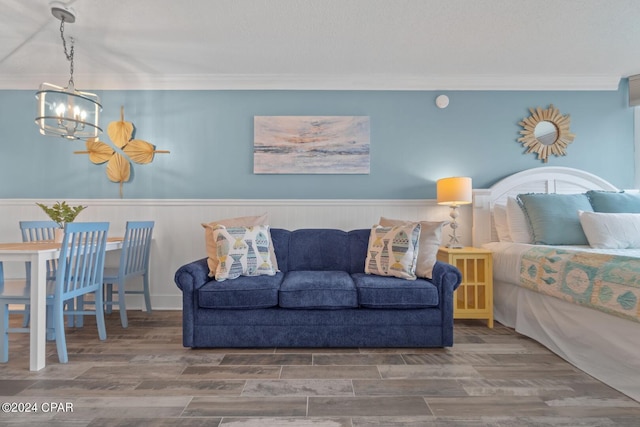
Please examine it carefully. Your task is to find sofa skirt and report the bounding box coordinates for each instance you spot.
[187,307,451,348]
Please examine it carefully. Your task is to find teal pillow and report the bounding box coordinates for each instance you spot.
[517,193,593,245]
[587,190,640,213]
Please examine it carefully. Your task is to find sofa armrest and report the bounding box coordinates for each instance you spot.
[431,260,462,346]
[174,257,212,292]
[431,261,462,292]
[174,257,213,348]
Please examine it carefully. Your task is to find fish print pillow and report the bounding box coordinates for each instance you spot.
[212,225,276,281]
[364,223,421,280]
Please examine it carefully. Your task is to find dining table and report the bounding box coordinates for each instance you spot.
[0,237,123,371]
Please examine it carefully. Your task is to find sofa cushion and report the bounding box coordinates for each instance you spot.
[279,270,358,309]
[352,273,439,309]
[288,229,350,272]
[198,273,284,309]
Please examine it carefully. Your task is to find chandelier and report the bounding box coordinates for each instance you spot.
[35,2,102,140]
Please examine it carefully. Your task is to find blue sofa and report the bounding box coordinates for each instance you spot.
[174,228,462,348]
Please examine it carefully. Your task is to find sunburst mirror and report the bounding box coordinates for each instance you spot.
[517,104,575,163]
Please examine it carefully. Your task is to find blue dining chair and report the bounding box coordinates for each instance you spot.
[20,220,59,241]
[19,221,60,327]
[20,221,60,272]
[103,221,154,328]
[0,261,31,328]
[0,222,110,363]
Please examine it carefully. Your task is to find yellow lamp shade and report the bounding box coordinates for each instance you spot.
[437,177,472,206]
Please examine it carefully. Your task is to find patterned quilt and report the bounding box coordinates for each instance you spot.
[519,247,640,323]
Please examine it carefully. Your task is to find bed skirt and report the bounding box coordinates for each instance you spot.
[493,279,640,403]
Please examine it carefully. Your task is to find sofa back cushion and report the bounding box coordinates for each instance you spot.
[271,228,392,274]
[287,229,351,272]
[270,228,291,273]
[348,229,370,274]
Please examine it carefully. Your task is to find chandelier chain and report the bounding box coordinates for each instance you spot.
[58,16,75,88]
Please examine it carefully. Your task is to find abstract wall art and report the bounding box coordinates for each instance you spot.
[254,116,370,174]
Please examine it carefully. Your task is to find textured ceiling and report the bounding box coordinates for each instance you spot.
[2,0,640,90]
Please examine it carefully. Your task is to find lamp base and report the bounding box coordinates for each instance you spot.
[446,204,464,248]
[445,242,464,249]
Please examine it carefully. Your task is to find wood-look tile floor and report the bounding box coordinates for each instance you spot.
[1,311,639,426]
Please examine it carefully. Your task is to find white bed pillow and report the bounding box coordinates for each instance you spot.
[493,204,511,242]
[506,197,532,243]
[579,210,640,249]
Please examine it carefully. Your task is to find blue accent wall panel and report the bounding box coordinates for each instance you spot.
[0,83,633,199]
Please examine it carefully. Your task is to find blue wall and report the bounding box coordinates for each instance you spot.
[0,82,634,199]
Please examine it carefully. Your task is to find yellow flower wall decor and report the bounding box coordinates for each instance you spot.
[74,106,169,197]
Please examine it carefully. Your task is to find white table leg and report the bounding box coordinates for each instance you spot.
[29,255,47,371]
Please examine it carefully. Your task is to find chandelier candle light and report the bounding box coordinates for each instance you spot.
[35,2,102,140]
[437,176,472,248]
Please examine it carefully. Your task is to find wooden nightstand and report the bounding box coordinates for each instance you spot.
[437,246,493,328]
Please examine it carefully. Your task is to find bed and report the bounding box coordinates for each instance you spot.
[472,166,640,402]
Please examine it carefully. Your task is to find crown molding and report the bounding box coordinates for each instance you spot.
[0,198,433,207]
[0,73,622,91]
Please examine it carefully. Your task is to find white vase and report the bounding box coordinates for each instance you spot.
[54,228,64,243]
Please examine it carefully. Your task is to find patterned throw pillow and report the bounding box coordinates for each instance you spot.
[211,225,276,281]
[202,213,279,277]
[364,224,421,280]
[378,217,448,279]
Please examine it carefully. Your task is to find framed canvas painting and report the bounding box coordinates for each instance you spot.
[254,116,370,174]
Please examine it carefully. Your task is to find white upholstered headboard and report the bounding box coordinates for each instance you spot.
[472,167,620,247]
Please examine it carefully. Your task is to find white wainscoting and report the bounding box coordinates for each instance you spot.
[0,199,472,310]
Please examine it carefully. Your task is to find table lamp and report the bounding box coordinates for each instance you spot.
[437,176,472,248]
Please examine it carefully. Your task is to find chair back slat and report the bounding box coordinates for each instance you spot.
[120,221,154,278]
[20,220,58,241]
[57,223,109,300]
